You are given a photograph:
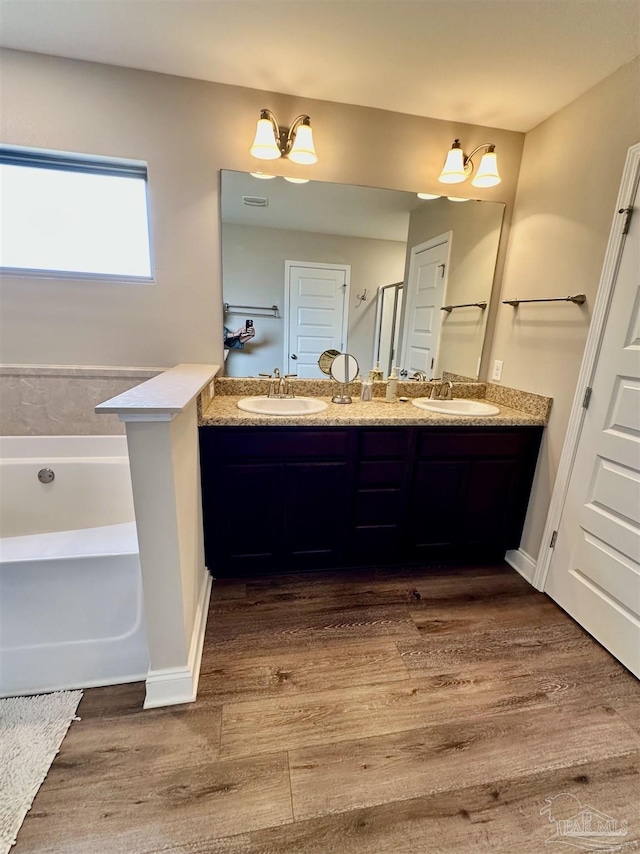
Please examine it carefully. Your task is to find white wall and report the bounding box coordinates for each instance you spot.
[221,223,406,375]
[490,57,640,559]
[0,48,523,370]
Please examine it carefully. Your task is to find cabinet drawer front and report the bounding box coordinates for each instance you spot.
[355,489,403,523]
[357,460,405,488]
[218,430,349,459]
[360,430,410,458]
[416,430,532,459]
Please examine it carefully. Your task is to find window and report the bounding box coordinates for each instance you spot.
[0,147,153,279]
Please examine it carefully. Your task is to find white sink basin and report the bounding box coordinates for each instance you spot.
[411,398,500,417]
[237,396,328,416]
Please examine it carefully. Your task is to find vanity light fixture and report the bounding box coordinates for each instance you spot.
[447,196,471,202]
[250,171,276,180]
[250,109,318,165]
[284,176,310,184]
[438,139,501,188]
[417,192,441,200]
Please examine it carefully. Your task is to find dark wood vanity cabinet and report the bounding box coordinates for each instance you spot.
[199,426,542,576]
[199,429,354,575]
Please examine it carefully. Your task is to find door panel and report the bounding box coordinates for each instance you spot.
[400,240,449,378]
[287,263,349,377]
[213,462,282,574]
[409,460,468,548]
[284,461,349,568]
[546,181,640,676]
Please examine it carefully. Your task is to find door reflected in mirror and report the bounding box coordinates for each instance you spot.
[220,171,504,380]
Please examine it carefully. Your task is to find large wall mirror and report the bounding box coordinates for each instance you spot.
[221,170,504,380]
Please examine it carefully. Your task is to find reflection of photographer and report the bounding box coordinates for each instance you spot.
[224,320,255,350]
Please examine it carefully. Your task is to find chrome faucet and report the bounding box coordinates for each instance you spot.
[277,374,296,398]
[411,370,427,382]
[430,379,453,400]
[259,368,296,399]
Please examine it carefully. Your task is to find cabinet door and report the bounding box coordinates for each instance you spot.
[464,457,530,549]
[284,461,349,570]
[212,462,282,576]
[407,459,469,559]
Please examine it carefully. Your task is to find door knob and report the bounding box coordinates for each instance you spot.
[291,354,298,360]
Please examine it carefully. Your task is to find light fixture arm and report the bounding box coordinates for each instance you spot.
[438,139,500,188]
[464,143,496,169]
[259,109,312,158]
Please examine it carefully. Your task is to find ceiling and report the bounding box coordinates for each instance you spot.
[221,171,419,241]
[0,0,638,132]
[221,171,504,241]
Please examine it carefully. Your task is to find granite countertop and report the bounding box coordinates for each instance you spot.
[200,394,546,428]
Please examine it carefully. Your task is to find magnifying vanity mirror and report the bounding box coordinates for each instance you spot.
[220,170,505,381]
[328,352,359,404]
[318,348,341,375]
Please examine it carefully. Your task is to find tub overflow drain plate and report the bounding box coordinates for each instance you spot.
[38,468,55,484]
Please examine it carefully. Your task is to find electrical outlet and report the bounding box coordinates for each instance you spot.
[492,360,503,382]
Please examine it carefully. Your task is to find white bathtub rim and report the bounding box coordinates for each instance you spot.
[0,434,128,458]
[0,521,138,563]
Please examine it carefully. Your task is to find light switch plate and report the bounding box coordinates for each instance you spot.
[492,360,503,381]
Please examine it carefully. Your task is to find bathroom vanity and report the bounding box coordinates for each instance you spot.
[199,386,547,576]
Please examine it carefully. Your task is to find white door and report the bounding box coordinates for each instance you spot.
[400,236,450,378]
[285,261,350,378]
[545,181,640,677]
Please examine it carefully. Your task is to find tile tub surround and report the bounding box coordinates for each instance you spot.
[0,365,163,436]
[200,377,551,428]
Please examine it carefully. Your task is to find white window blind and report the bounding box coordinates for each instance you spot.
[0,147,153,279]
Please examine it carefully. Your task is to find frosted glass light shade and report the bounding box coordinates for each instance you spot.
[288,123,318,165]
[471,150,501,187]
[447,196,471,202]
[250,118,281,160]
[438,144,467,184]
[417,192,441,200]
[284,176,310,183]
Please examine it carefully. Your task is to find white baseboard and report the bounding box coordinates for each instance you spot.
[144,571,212,709]
[505,548,537,584]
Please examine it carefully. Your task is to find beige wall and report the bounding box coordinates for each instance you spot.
[221,223,406,376]
[490,57,640,560]
[404,199,504,378]
[0,48,523,369]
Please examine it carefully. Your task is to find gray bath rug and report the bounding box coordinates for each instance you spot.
[0,690,82,853]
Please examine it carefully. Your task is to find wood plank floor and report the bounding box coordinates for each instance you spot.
[14,564,640,853]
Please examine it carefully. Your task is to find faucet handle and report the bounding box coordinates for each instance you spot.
[429,378,442,400]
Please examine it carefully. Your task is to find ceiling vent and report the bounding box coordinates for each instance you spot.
[242,195,268,207]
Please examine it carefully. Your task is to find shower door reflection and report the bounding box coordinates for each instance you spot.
[373,282,404,377]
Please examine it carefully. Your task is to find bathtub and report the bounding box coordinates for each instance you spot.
[0,435,149,697]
